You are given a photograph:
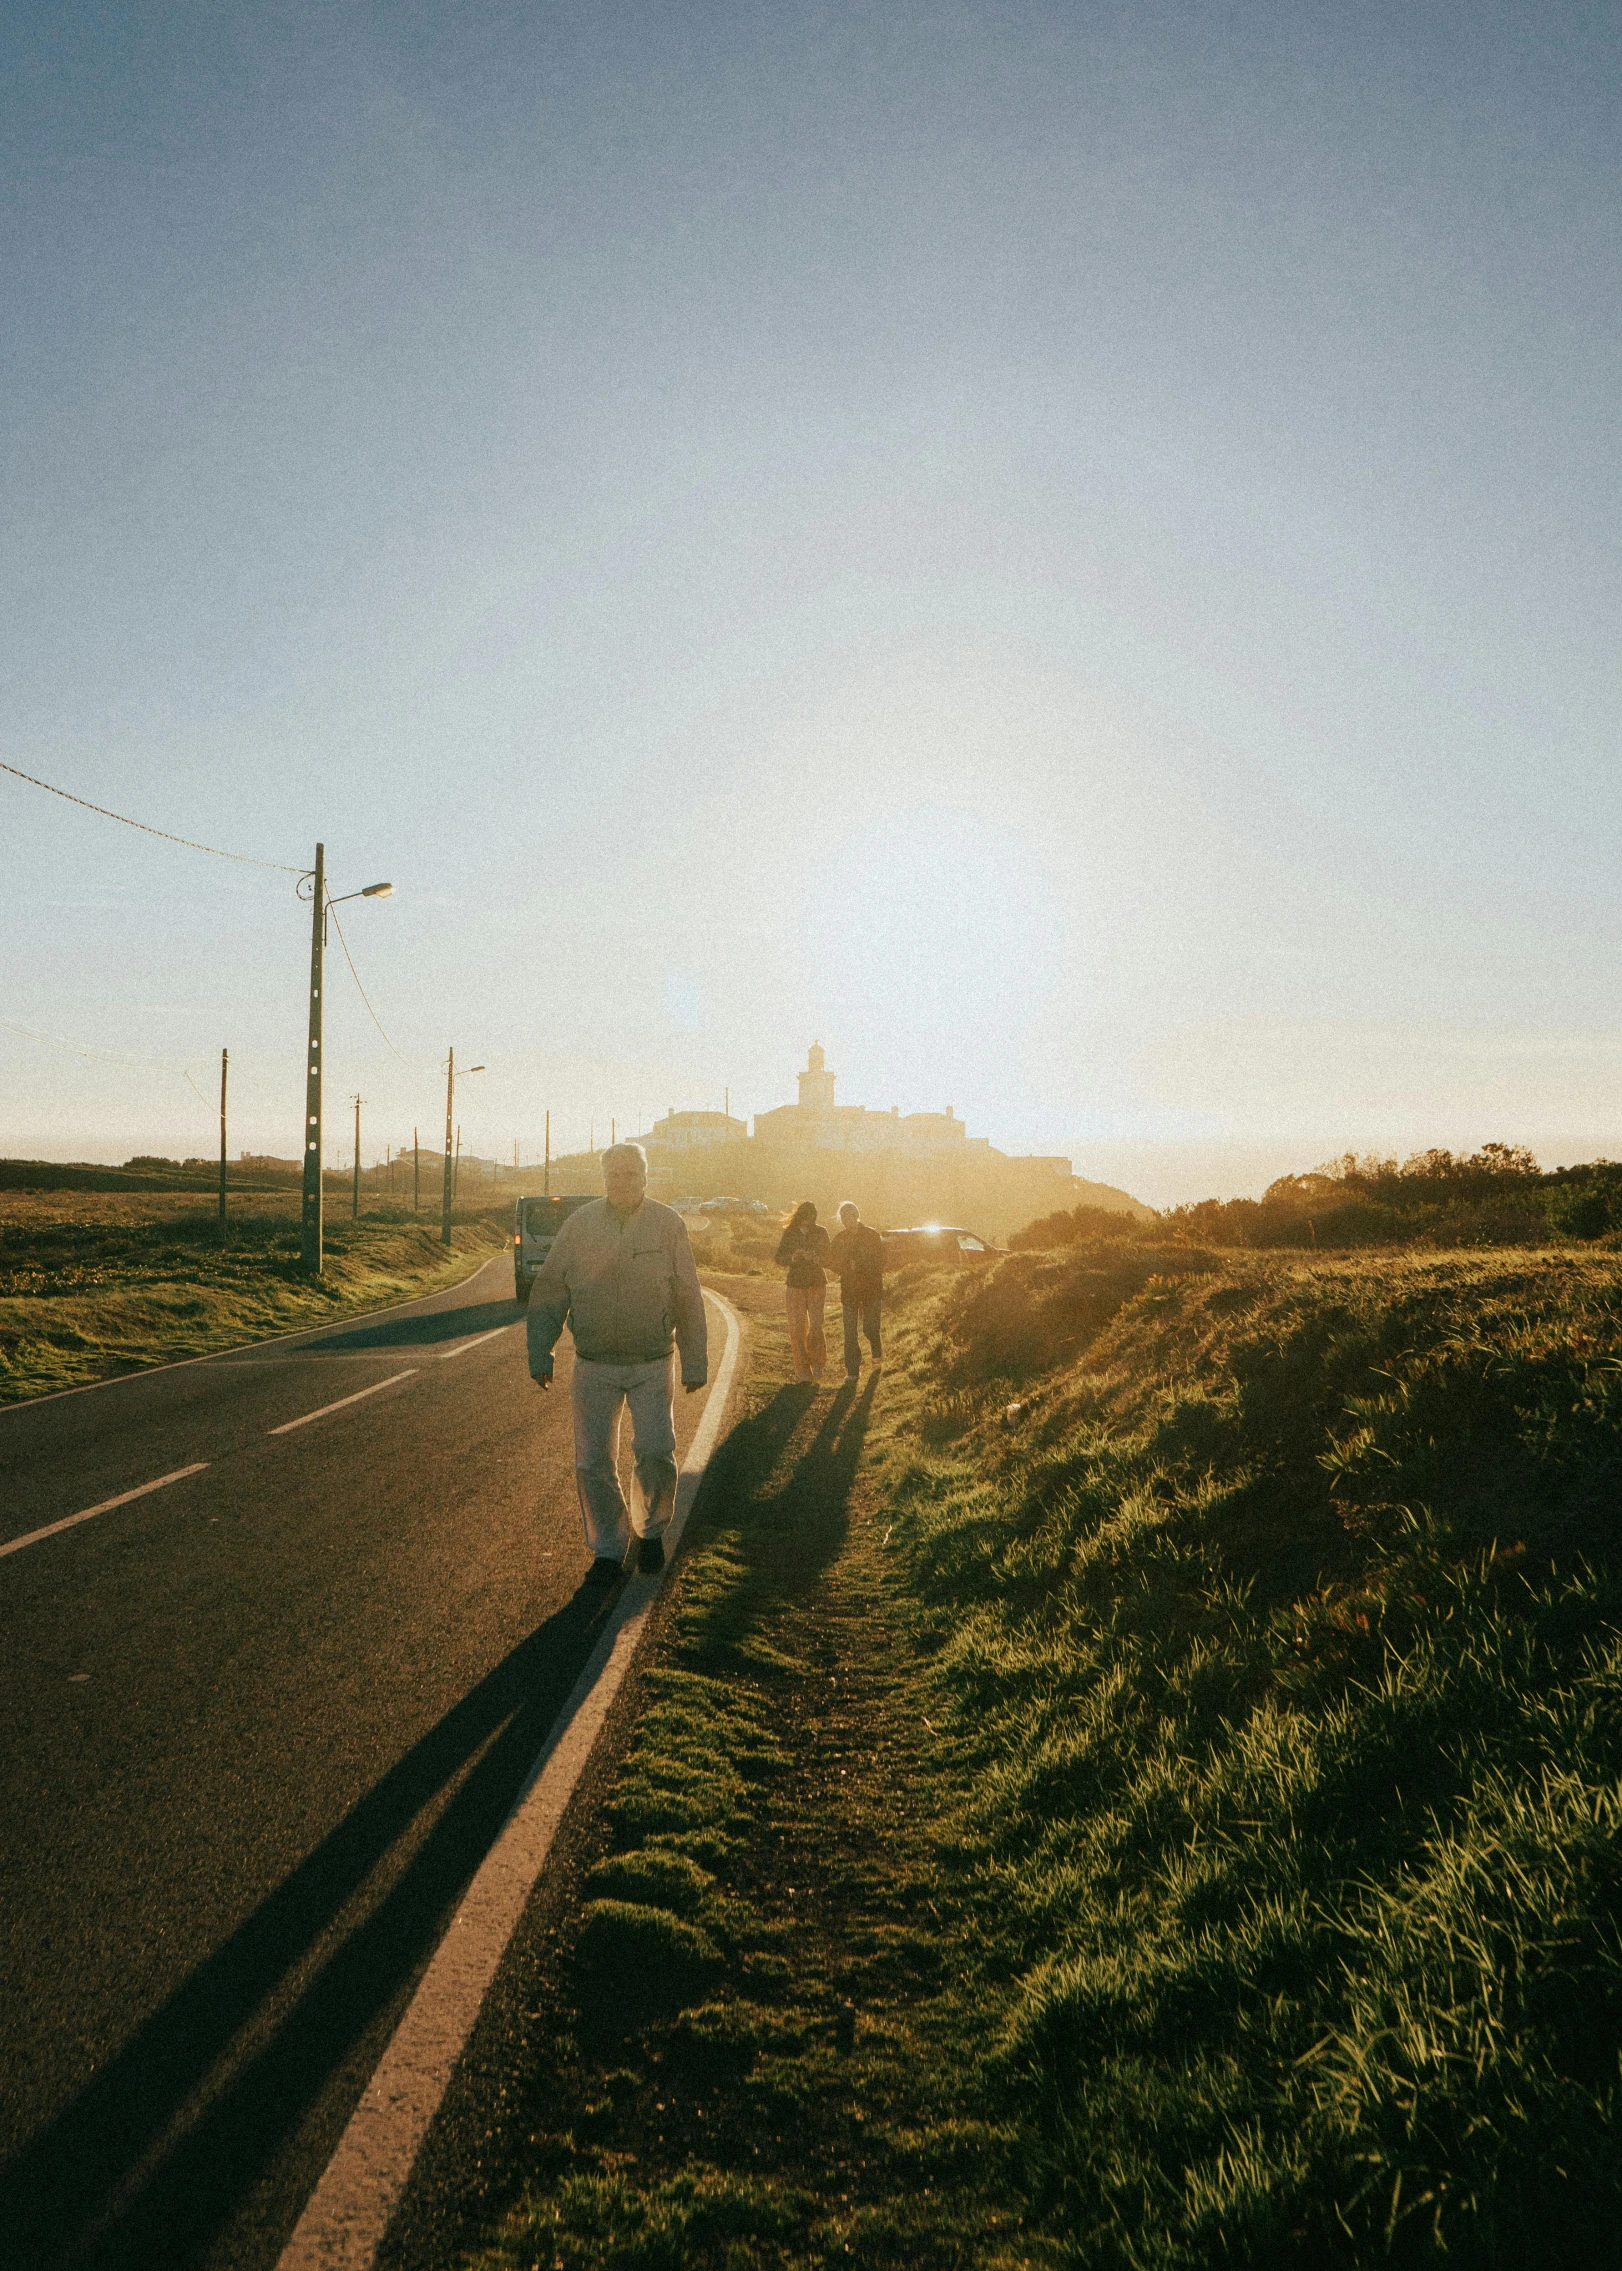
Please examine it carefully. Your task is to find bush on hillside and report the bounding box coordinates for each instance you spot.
[1014,1145,1618,1256]
[1545,1178,1618,1240]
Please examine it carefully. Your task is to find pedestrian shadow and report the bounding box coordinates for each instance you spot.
[676,1373,878,1670]
[0,1574,615,2271]
[308,1297,520,1356]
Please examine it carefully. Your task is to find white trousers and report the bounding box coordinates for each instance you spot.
[570,1354,679,1557]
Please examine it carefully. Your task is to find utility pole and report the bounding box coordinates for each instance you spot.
[299,843,325,1274]
[544,1109,550,1195]
[413,1126,419,1214]
[351,1094,364,1219]
[611,1117,616,1148]
[442,1053,455,1244]
[218,1047,228,1235]
[589,1118,595,1155]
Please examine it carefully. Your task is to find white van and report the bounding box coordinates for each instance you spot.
[513,1194,595,1306]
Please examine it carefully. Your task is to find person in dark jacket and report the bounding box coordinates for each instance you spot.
[829,1200,884,1378]
[774,1199,831,1382]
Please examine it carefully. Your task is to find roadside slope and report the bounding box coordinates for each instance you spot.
[440,1246,1622,2269]
[0,1199,510,1403]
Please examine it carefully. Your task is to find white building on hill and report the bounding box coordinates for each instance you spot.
[751,1044,1070,1173]
[643,1107,748,1155]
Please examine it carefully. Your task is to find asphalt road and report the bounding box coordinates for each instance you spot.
[0,1248,726,2271]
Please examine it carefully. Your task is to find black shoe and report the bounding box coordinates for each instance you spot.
[636,1535,666,1574]
[584,1557,621,1588]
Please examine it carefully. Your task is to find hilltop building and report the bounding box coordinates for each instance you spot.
[643,1107,749,1155]
[639,1044,1143,1237]
[750,1044,1071,1174]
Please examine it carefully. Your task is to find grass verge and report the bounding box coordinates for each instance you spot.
[453,1244,1622,2269]
[0,1192,510,1403]
[452,1273,1054,2271]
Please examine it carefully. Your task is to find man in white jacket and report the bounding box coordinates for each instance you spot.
[527,1142,708,1582]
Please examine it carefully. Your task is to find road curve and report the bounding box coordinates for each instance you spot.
[0,1251,730,2271]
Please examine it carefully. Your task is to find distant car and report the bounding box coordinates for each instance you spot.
[880,1224,1000,1266]
[513,1193,595,1305]
[697,1196,771,1216]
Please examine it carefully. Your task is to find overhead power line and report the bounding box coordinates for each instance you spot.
[1,761,302,873]
[0,1016,194,1071]
[325,894,407,1062]
[0,1018,218,1121]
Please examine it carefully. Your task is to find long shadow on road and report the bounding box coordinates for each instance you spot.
[307,1297,520,1356]
[0,1578,616,2271]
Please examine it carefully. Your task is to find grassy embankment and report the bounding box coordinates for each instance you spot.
[0,1190,511,1405]
[452,1242,1622,2271]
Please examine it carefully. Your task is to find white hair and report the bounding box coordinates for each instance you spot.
[837,1198,860,1219]
[602,1141,648,1173]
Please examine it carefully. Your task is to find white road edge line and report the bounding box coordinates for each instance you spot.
[275,1290,742,2271]
[436,1324,511,1361]
[0,1463,210,1561]
[268,1371,419,1436]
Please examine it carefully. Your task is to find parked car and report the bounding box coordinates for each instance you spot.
[697,1196,771,1216]
[880,1223,1000,1266]
[513,1193,595,1305]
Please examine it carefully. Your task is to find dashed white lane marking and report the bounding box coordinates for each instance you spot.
[435,1325,511,1362]
[0,1463,210,1561]
[275,1291,742,2271]
[267,1372,419,1436]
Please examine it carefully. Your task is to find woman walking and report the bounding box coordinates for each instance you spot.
[775,1199,832,1382]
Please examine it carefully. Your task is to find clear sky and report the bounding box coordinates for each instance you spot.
[3,1,1618,1206]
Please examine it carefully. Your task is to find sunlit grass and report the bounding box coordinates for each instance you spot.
[0,1189,509,1401]
[888,1242,1622,2264]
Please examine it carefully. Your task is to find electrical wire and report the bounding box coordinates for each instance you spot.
[0,1018,218,1121]
[0,1017,192,1071]
[325,894,407,1061]
[1,761,302,873]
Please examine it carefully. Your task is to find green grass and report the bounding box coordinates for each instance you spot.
[0,1190,510,1402]
[455,1246,1622,2269]
[891,1244,1622,2266]
[455,1283,1056,2271]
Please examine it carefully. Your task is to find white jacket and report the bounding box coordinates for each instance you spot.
[526,1197,708,1383]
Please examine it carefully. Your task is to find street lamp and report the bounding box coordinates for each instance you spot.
[442,1050,486,1245]
[298,846,394,1276]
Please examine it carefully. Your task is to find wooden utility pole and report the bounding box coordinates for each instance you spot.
[441,1055,455,1245]
[413,1126,419,1214]
[299,843,325,1273]
[218,1047,228,1234]
[351,1094,364,1219]
[544,1109,550,1195]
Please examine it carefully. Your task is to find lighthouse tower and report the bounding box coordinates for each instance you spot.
[797,1042,837,1117]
